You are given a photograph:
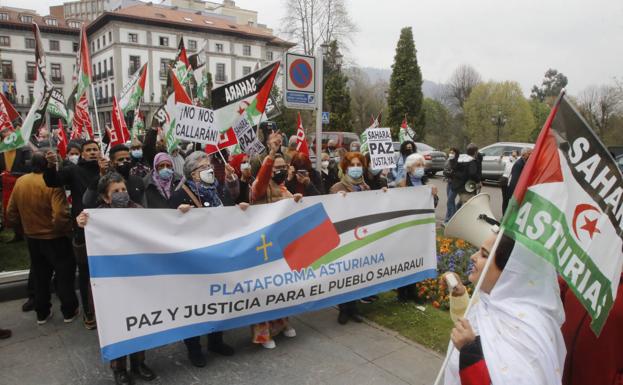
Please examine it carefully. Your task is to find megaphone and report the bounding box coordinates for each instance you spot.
[444,193,499,248]
[464,180,478,193]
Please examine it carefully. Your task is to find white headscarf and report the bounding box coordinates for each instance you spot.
[445,241,566,385]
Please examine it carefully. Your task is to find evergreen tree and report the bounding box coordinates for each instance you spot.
[324,40,353,131]
[387,27,424,139]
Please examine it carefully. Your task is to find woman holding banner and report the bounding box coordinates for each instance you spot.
[76,172,156,385]
[330,152,370,324]
[250,133,302,349]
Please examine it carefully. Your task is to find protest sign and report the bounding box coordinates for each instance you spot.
[173,103,219,145]
[85,187,436,360]
[232,114,265,156]
[366,127,395,170]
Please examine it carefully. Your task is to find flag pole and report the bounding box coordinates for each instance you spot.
[431,227,505,385]
[90,82,104,154]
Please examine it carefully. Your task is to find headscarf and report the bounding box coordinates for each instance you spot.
[444,242,566,385]
[152,152,174,199]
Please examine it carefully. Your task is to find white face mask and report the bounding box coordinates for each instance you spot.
[240,162,251,171]
[321,160,330,169]
[448,153,455,160]
[199,169,215,184]
[68,155,79,164]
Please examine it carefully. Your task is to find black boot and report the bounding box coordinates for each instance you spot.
[131,363,156,381]
[337,311,349,325]
[21,297,35,312]
[113,369,133,385]
[207,332,234,356]
[187,349,207,368]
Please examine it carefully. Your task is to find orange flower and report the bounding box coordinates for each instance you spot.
[432,301,440,308]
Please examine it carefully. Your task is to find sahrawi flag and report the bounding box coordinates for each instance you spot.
[206,61,280,155]
[295,112,309,156]
[502,92,623,335]
[163,67,192,153]
[70,25,94,139]
[0,92,20,132]
[46,88,70,122]
[173,38,192,86]
[398,116,416,143]
[119,63,147,114]
[360,112,381,154]
[1,24,52,153]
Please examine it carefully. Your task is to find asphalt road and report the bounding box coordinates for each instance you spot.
[427,175,504,225]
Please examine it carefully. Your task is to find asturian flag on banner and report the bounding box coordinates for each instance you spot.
[501,91,623,335]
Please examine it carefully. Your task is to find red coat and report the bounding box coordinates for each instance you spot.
[560,274,623,385]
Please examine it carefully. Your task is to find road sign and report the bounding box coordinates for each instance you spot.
[284,52,316,110]
[322,111,330,124]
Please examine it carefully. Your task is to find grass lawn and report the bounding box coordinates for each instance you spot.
[0,229,30,272]
[359,291,454,354]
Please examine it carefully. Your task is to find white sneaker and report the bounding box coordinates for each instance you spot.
[64,308,80,323]
[283,327,296,338]
[261,340,276,349]
[37,311,53,325]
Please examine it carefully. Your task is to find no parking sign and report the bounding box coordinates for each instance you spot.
[284,53,317,110]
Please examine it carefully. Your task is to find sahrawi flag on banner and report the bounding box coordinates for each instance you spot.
[119,63,147,114]
[1,24,52,153]
[206,61,280,155]
[502,92,623,335]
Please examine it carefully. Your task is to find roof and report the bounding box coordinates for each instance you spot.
[0,6,81,35]
[88,4,295,48]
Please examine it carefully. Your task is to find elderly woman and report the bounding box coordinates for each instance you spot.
[250,133,302,349]
[76,173,156,385]
[168,151,239,367]
[142,152,180,208]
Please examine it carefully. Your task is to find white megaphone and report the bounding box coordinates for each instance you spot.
[444,193,500,248]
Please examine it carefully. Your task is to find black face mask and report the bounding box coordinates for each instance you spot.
[401,148,413,156]
[272,169,288,184]
[116,162,132,178]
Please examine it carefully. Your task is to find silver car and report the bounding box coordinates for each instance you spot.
[480,142,534,182]
[392,142,447,175]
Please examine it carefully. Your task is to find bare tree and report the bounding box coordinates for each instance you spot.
[348,67,387,131]
[577,85,622,137]
[445,64,482,110]
[281,0,357,55]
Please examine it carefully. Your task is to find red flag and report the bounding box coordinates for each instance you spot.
[171,67,192,104]
[400,117,408,129]
[57,120,68,159]
[0,92,20,132]
[110,96,130,146]
[71,94,93,140]
[204,128,238,155]
[295,112,309,156]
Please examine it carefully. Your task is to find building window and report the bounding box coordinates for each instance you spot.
[73,42,78,52]
[91,41,95,52]
[109,57,113,75]
[103,61,107,77]
[215,43,223,53]
[128,33,138,43]
[28,86,34,103]
[0,13,8,21]
[68,21,81,28]
[49,40,60,51]
[159,58,171,78]
[188,40,197,51]
[51,63,62,82]
[102,34,106,46]
[216,63,226,82]
[26,62,36,81]
[45,18,58,26]
[159,36,169,47]
[20,15,33,23]
[0,36,9,47]
[1,60,14,80]
[242,66,251,76]
[98,62,102,79]
[97,38,100,50]
[109,31,112,41]
[104,84,108,99]
[266,51,273,61]
[110,84,114,99]
[25,38,35,49]
[129,55,141,74]
[242,45,251,56]
[92,64,96,80]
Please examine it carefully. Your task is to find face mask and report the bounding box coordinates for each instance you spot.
[448,153,455,160]
[334,156,341,164]
[240,162,251,171]
[68,155,79,165]
[370,168,382,176]
[131,149,143,159]
[413,168,425,178]
[272,169,288,184]
[116,162,132,177]
[199,169,215,184]
[110,191,130,208]
[321,160,330,169]
[347,166,363,179]
[158,168,174,180]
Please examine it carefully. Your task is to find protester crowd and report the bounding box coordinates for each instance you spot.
[0,125,621,385]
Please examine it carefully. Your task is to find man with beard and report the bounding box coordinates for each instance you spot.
[44,140,101,329]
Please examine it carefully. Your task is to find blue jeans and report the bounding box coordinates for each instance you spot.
[445,183,457,223]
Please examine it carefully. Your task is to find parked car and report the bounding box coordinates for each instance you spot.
[479,142,534,183]
[392,141,447,175]
[616,154,623,173]
[309,131,360,151]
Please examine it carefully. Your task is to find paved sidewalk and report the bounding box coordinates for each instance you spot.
[0,297,442,385]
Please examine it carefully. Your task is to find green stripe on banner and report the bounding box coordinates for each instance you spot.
[311,217,435,270]
[503,190,614,335]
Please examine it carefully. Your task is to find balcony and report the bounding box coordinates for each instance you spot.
[0,72,15,80]
[51,75,64,84]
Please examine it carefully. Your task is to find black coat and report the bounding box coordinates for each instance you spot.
[82,173,145,210]
[168,181,236,209]
[142,173,181,208]
[235,177,254,204]
[364,172,388,191]
[320,167,340,195]
[507,157,526,197]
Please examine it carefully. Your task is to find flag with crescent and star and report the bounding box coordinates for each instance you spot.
[501,91,623,336]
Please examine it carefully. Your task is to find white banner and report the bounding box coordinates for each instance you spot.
[366,127,396,170]
[232,114,266,156]
[173,103,219,144]
[85,188,436,360]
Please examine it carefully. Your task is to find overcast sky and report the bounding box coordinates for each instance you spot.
[14,0,623,95]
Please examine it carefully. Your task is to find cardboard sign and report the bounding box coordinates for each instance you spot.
[173,103,219,145]
[232,114,265,156]
[366,127,395,170]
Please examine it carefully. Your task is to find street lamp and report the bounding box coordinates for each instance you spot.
[491,110,507,142]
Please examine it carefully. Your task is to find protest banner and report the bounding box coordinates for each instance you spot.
[85,187,437,360]
[173,103,219,145]
[231,113,265,156]
[366,127,395,170]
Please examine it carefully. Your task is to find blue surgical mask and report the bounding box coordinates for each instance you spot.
[131,149,143,159]
[347,166,363,179]
[413,168,425,178]
[158,168,174,180]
